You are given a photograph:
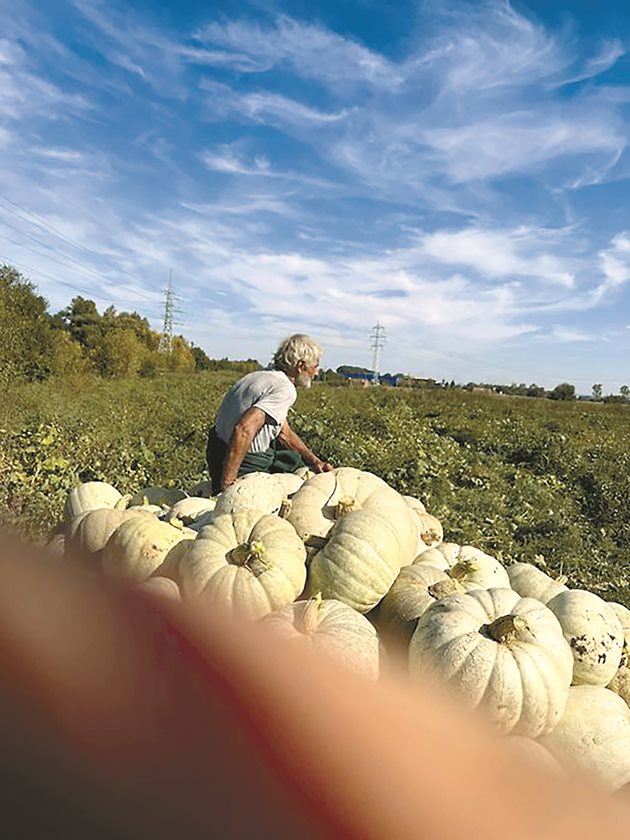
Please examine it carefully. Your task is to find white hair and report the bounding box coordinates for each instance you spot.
[272,334,322,374]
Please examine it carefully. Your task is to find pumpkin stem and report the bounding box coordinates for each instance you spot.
[448,559,480,581]
[335,496,357,519]
[427,579,463,600]
[421,528,441,546]
[485,614,529,644]
[227,540,269,577]
[300,592,324,634]
[115,494,132,510]
[279,498,292,519]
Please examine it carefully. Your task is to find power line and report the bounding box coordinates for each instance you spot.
[0,253,162,315]
[0,190,150,288]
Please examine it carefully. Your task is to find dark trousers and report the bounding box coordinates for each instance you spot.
[205,426,308,495]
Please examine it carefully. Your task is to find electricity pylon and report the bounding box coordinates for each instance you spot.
[370,322,386,384]
[158,269,174,355]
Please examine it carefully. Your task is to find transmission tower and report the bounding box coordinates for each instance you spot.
[158,269,174,354]
[370,322,386,384]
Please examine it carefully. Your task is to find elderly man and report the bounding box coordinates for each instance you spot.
[206,334,334,493]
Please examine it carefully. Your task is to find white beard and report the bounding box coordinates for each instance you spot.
[296,372,312,388]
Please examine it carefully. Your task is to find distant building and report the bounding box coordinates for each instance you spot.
[339,370,402,387]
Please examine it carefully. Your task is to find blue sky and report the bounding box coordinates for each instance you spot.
[1,0,630,389]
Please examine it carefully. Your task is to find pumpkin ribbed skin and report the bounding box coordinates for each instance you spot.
[261,596,382,679]
[608,602,630,666]
[213,472,297,518]
[415,543,510,590]
[546,589,624,686]
[403,496,443,553]
[409,588,573,737]
[67,507,155,559]
[101,517,194,581]
[176,510,307,620]
[305,509,407,614]
[165,497,217,526]
[507,562,568,604]
[538,685,630,790]
[377,564,461,651]
[63,481,122,523]
[286,468,417,566]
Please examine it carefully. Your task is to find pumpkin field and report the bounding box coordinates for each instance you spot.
[4,370,630,790]
[3,371,630,605]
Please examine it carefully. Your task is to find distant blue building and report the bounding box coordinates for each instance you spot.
[339,371,401,386]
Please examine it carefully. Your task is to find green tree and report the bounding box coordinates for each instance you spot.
[0,264,55,383]
[190,344,212,371]
[592,384,603,401]
[98,328,147,378]
[549,382,576,401]
[620,385,629,400]
[49,331,91,377]
[527,384,546,398]
[168,336,196,373]
[57,297,103,351]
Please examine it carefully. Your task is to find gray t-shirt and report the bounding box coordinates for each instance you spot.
[215,370,297,453]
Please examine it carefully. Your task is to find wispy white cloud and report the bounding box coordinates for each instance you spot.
[191,14,399,88]
[556,38,626,87]
[549,326,599,342]
[417,226,577,287]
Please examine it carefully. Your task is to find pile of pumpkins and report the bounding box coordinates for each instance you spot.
[52,467,630,791]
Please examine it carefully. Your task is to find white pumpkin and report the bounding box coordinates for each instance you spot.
[377,563,463,651]
[403,496,443,552]
[415,543,510,590]
[101,517,195,582]
[175,510,307,620]
[164,496,217,526]
[546,589,623,686]
[507,562,568,604]
[608,601,630,666]
[608,666,630,707]
[538,685,630,790]
[63,481,123,523]
[213,472,294,518]
[305,509,409,614]
[129,486,188,508]
[261,594,382,679]
[409,588,573,737]
[286,467,418,565]
[66,507,155,560]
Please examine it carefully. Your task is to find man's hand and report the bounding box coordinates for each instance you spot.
[311,458,334,473]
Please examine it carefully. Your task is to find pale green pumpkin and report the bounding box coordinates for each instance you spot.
[305,509,408,614]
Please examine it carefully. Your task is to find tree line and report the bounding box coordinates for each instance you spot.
[0,264,259,383]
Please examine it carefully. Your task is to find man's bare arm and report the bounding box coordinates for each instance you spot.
[222,407,267,490]
[277,420,333,473]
